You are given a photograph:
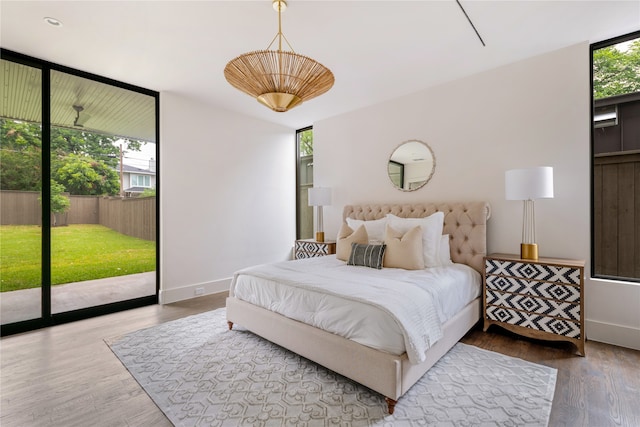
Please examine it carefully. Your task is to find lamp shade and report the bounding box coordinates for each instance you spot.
[308,187,331,206]
[224,0,334,113]
[505,167,554,200]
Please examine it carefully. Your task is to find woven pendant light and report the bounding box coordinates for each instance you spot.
[224,0,334,112]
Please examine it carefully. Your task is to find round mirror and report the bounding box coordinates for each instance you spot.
[388,140,435,191]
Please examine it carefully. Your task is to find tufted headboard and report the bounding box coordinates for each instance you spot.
[343,202,491,273]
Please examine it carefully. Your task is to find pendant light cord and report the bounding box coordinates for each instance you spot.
[267,0,295,52]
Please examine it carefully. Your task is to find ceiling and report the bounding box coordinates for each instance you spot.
[0,60,157,141]
[1,1,639,130]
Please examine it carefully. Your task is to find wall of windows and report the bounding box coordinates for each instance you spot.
[0,49,159,335]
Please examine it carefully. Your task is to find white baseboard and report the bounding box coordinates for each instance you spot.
[586,319,640,351]
[159,278,231,304]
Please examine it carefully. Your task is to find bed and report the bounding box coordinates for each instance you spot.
[226,202,490,414]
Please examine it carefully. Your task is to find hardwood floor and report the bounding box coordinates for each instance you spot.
[1,293,638,426]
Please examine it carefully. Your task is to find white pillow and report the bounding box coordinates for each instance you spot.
[345,217,388,243]
[439,234,453,266]
[386,212,444,268]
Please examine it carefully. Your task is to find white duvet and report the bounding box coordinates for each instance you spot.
[230,255,480,364]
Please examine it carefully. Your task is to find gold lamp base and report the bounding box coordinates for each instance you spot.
[315,231,325,243]
[520,243,538,260]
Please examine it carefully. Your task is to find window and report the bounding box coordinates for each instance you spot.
[0,49,159,336]
[296,127,314,240]
[388,160,403,188]
[591,31,640,282]
[131,174,151,187]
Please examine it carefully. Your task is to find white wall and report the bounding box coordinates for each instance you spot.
[314,43,640,350]
[159,92,295,303]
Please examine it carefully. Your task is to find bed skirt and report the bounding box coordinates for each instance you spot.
[226,296,481,412]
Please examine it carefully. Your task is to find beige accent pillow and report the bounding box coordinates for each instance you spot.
[386,212,444,267]
[336,223,368,261]
[383,224,425,270]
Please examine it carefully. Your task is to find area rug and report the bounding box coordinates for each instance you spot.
[107,308,556,427]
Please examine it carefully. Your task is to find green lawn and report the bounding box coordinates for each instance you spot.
[0,224,155,292]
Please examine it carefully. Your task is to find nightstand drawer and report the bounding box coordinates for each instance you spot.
[485,275,581,303]
[296,250,325,259]
[486,289,580,321]
[485,258,582,285]
[294,240,336,259]
[486,305,581,338]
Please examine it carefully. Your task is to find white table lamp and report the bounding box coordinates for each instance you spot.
[308,187,331,242]
[505,167,554,260]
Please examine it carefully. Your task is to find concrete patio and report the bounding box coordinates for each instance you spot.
[1,272,156,325]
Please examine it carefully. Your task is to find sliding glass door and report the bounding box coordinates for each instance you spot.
[0,51,159,335]
[0,59,43,325]
[48,70,157,315]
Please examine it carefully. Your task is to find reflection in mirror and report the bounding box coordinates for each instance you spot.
[388,140,435,191]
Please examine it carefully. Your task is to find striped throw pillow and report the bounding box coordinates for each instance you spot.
[347,243,386,269]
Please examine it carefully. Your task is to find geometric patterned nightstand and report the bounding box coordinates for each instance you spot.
[294,239,336,260]
[483,253,586,356]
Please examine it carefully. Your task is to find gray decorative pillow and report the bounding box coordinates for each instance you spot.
[347,243,386,269]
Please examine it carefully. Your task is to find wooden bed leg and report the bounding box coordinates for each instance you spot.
[227,321,233,330]
[385,397,397,414]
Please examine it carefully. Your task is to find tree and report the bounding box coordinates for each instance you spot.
[50,180,71,214]
[50,127,142,169]
[37,179,70,226]
[53,153,120,195]
[1,118,145,194]
[139,188,156,198]
[299,129,313,156]
[0,119,42,191]
[593,39,640,99]
[0,147,42,191]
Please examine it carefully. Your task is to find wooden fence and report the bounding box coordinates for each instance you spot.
[298,183,313,239]
[0,191,156,242]
[593,151,640,279]
[0,191,41,225]
[67,195,99,224]
[99,196,156,242]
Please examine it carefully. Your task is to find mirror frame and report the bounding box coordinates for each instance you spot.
[387,139,436,192]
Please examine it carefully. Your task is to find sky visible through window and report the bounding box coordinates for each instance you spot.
[114,139,156,170]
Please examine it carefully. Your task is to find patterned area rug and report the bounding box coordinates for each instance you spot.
[107,308,556,427]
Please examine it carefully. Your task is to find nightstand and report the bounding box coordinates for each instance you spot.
[483,253,585,356]
[294,239,336,259]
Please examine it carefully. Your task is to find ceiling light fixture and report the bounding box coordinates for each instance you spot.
[44,17,63,27]
[73,105,90,127]
[224,0,334,113]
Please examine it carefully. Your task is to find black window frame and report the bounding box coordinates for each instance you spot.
[0,48,161,336]
[589,30,640,283]
[295,126,313,240]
